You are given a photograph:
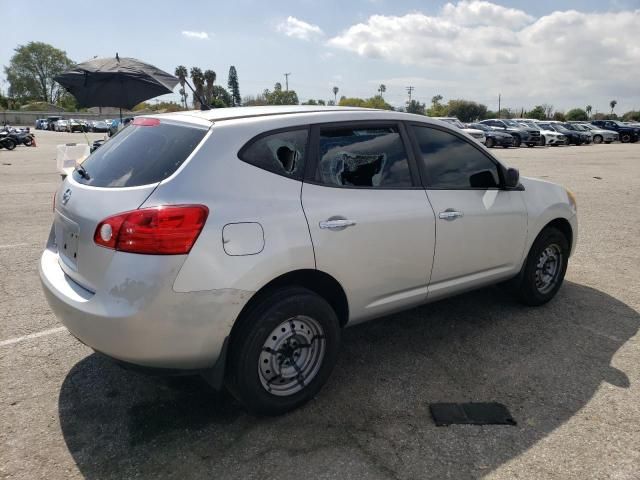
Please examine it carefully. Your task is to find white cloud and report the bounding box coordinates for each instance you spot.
[441,0,534,28]
[277,16,323,41]
[181,31,209,40]
[327,2,640,109]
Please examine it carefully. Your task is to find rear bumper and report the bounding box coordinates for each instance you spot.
[39,247,252,369]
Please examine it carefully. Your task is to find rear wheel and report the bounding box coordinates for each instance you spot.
[593,135,603,144]
[540,137,546,147]
[515,227,569,306]
[620,133,631,143]
[512,135,521,147]
[226,287,341,416]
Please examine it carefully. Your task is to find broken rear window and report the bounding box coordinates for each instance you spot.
[315,126,412,188]
[239,128,308,180]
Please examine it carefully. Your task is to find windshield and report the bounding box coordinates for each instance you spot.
[537,123,552,131]
[503,120,521,127]
[469,123,489,131]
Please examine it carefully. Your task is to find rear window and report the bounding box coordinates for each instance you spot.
[73,119,208,187]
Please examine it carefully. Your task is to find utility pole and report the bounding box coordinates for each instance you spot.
[284,73,291,91]
[498,93,501,118]
[406,86,414,103]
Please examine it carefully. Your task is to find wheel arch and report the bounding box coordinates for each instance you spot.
[232,269,350,333]
[535,217,573,254]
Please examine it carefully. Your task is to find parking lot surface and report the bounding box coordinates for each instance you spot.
[1,130,639,479]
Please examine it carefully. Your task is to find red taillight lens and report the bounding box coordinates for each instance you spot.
[94,205,209,255]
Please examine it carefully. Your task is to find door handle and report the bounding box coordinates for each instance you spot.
[319,219,356,230]
[438,210,464,221]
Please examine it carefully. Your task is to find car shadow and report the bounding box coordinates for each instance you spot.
[58,281,638,479]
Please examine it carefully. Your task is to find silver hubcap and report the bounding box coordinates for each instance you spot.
[258,315,326,396]
[535,244,562,294]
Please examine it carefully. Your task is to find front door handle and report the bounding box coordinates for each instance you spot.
[319,219,356,230]
[438,209,464,221]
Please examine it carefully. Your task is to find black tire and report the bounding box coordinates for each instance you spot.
[540,136,546,147]
[512,135,521,147]
[2,139,16,150]
[593,135,603,144]
[226,286,341,416]
[620,133,631,143]
[514,227,569,306]
[23,136,33,147]
[485,137,494,148]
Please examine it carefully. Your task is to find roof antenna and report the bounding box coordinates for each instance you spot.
[116,52,120,62]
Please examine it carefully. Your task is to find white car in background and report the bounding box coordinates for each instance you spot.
[574,123,618,144]
[518,121,567,146]
[434,117,486,144]
[55,120,69,132]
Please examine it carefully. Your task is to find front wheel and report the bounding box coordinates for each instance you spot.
[485,137,494,148]
[515,227,569,306]
[2,139,17,150]
[593,135,603,144]
[512,135,521,147]
[226,287,341,415]
[620,133,631,143]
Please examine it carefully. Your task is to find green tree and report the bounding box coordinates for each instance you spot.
[622,110,640,121]
[426,94,447,116]
[553,111,566,121]
[203,69,216,105]
[339,95,393,110]
[4,41,74,103]
[242,93,268,106]
[264,83,298,105]
[585,105,592,119]
[446,99,488,122]
[174,65,188,108]
[499,108,514,119]
[565,108,588,121]
[339,96,365,107]
[527,105,547,120]
[189,67,205,109]
[406,100,426,115]
[227,66,241,107]
[210,85,232,107]
[609,99,617,115]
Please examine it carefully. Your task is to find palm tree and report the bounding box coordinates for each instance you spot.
[174,66,188,108]
[378,84,386,99]
[204,70,216,105]
[332,86,339,105]
[586,105,592,119]
[610,100,617,116]
[190,67,205,109]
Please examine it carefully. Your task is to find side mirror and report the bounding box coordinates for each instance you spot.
[504,167,520,188]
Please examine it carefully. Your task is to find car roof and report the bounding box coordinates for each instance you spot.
[166,105,372,123]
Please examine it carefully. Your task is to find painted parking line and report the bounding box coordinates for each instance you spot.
[0,243,31,249]
[0,326,68,347]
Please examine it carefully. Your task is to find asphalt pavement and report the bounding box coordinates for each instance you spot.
[1,130,638,479]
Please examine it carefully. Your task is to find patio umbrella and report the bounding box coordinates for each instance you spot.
[54,55,180,120]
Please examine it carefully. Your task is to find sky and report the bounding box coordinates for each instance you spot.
[2,0,639,114]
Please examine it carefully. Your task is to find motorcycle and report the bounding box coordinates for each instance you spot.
[0,127,34,147]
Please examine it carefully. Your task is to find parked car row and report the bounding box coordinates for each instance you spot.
[435,116,638,148]
[34,117,121,133]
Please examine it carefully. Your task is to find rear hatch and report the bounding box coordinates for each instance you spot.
[53,116,210,292]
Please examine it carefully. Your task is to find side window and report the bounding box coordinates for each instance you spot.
[315,125,412,188]
[239,128,308,180]
[412,125,500,189]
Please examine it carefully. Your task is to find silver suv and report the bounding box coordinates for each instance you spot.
[40,106,578,415]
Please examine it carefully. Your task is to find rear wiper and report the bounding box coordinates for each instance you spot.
[74,164,91,180]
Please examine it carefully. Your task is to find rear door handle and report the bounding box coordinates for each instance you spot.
[438,210,464,221]
[319,219,356,230]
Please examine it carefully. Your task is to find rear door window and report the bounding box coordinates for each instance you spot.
[73,118,208,187]
[315,125,413,188]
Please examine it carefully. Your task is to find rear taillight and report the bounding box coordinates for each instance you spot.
[94,205,209,255]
